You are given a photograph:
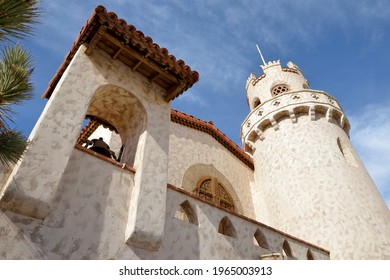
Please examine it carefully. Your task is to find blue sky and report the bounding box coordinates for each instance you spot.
[12,0,390,207]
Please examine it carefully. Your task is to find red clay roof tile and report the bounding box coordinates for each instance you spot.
[42,5,199,100]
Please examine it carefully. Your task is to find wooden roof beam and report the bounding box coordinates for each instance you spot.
[165,82,186,101]
[85,25,107,55]
[112,48,122,59]
[102,33,179,85]
[132,60,142,71]
[149,72,160,82]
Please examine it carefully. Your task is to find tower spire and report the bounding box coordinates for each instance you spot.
[256,43,266,66]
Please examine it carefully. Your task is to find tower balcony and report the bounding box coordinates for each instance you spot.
[241,90,350,154]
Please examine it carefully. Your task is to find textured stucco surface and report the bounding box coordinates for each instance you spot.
[252,115,390,259]
[0,148,135,259]
[167,122,256,219]
[0,149,328,259]
[0,45,171,250]
[0,45,104,219]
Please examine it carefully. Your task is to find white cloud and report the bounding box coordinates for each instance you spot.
[349,102,390,208]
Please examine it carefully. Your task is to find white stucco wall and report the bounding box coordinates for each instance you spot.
[0,148,135,259]
[0,148,328,259]
[253,113,390,259]
[167,122,256,219]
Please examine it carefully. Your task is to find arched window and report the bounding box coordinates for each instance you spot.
[252,97,261,109]
[307,249,314,260]
[271,84,289,96]
[282,240,294,259]
[174,200,198,225]
[254,229,269,249]
[218,216,236,238]
[193,177,235,212]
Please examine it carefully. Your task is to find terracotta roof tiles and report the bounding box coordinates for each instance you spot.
[43,5,199,100]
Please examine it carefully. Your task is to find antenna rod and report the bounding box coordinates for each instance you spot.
[256,43,266,65]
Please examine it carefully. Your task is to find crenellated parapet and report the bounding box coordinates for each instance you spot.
[241,89,350,154]
[245,60,309,111]
[167,184,330,259]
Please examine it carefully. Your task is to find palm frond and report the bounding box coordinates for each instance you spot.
[0,103,13,127]
[0,0,39,165]
[0,44,33,107]
[0,127,27,165]
[0,0,41,41]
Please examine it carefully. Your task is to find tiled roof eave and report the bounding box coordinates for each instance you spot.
[42,5,199,100]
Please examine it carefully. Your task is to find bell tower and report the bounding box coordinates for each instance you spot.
[241,60,390,259]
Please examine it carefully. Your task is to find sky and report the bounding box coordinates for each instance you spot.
[10,0,390,207]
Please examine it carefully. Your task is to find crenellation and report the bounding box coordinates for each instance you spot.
[167,186,329,259]
[251,73,266,86]
[241,90,349,148]
[260,60,281,71]
[246,73,256,90]
[247,61,310,110]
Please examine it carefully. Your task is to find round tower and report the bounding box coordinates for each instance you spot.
[241,60,390,259]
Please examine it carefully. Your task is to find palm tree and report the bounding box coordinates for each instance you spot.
[0,0,40,165]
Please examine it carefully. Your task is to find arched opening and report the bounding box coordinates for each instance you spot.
[254,229,269,249]
[307,249,314,260]
[218,216,236,238]
[174,200,198,225]
[314,105,328,120]
[252,97,261,110]
[332,110,342,125]
[181,164,243,213]
[293,105,309,118]
[248,130,258,142]
[258,119,272,132]
[273,110,290,123]
[282,240,294,259]
[193,177,235,212]
[77,85,147,166]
